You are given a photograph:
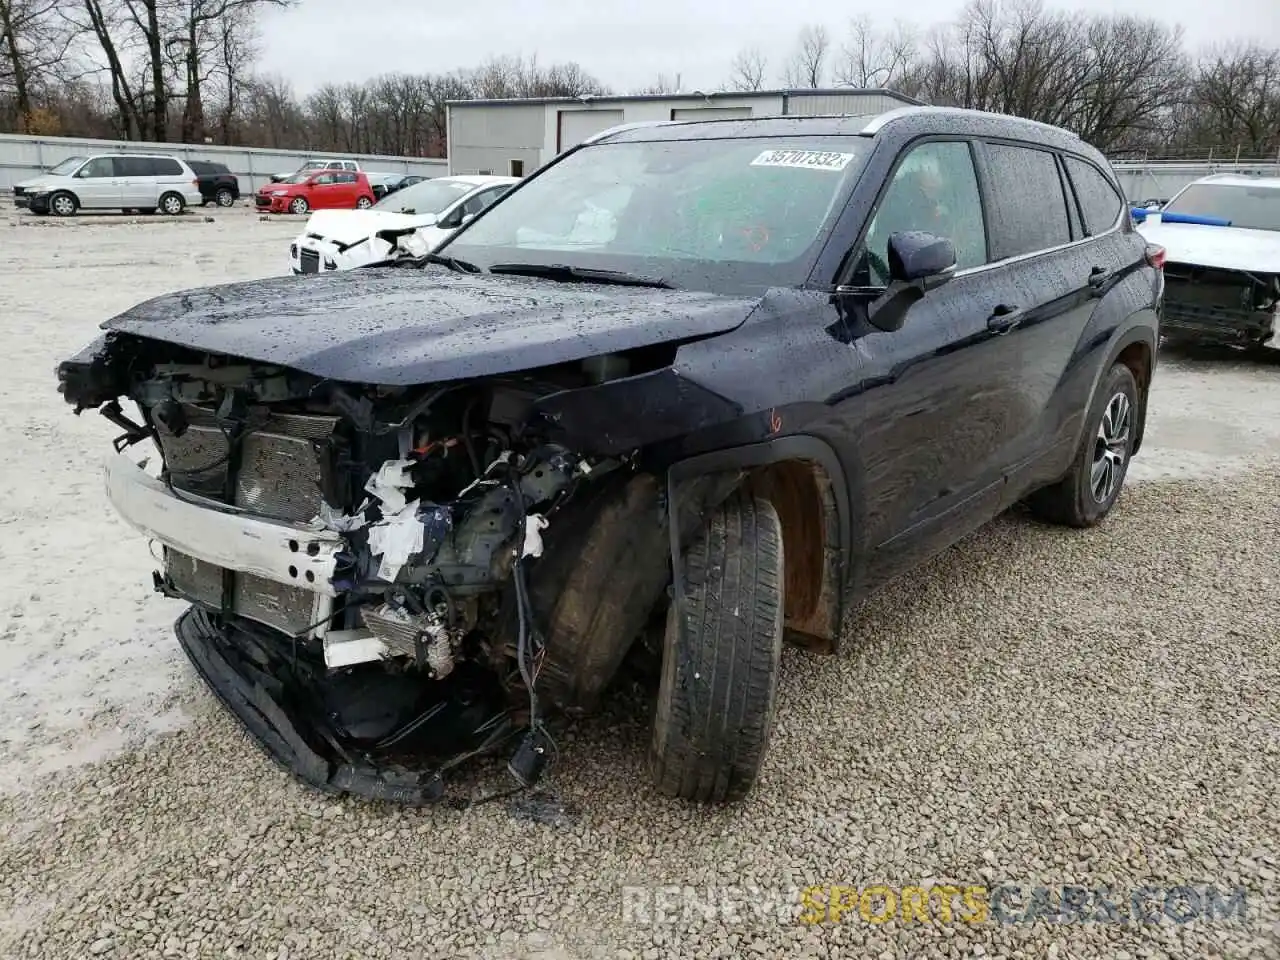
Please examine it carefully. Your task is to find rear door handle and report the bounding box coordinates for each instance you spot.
[987,305,1024,334]
[1088,267,1116,293]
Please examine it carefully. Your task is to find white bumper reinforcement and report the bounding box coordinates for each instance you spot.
[104,452,345,596]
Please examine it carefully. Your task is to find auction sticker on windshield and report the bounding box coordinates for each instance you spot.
[751,149,855,171]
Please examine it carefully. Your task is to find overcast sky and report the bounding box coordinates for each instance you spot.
[257,0,1280,97]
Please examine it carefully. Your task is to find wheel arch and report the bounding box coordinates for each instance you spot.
[49,189,79,212]
[1098,316,1157,456]
[666,435,852,655]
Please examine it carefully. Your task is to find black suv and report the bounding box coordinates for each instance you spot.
[188,160,240,207]
[56,107,1162,806]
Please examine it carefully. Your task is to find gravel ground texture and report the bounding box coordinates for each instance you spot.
[0,205,1278,960]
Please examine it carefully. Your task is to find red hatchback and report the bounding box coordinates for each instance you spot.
[256,170,376,214]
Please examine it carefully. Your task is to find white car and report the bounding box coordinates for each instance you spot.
[288,175,519,274]
[1134,173,1280,350]
[12,153,203,217]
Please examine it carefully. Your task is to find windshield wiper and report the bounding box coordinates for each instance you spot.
[487,262,673,289]
[417,251,481,274]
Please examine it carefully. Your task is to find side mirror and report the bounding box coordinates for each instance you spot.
[887,231,957,284]
[842,231,957,335]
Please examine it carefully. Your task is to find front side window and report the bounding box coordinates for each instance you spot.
[444,136,872,291]
[1161,183,1280,232]
[462,186,510,218]
[859,140,987,285]
[983,143,1073,259]
[77,157,115,178]
[1065,156,1124,235]
[311,173,336,185]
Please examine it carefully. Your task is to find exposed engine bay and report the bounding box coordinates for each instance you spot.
[60,336,687,804]
[1161,264,1280,349]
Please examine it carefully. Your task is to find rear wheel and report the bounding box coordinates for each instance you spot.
[355,195,373,209]
[289,196,309,215]
[215,187,235,207]
[159,192,185,215]
[650,492,784,803]
[49,191,77,217]
[1027,363,1138,527]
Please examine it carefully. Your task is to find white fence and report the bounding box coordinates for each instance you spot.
[0,133,448,192]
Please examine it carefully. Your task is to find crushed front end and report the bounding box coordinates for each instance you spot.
[1161,263,1280,349]
[57,332,682,804]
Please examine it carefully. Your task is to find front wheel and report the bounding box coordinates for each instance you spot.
[289,196,309,215]
[49,192,77,217]
[650,492,785,803]
[159,192,185,215]
[1026,362,1139,527]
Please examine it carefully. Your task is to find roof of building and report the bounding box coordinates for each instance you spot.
[446,87,923,109]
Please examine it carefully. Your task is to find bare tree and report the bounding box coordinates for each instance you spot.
[781,24,830,88]
[834,15,917,89]
[728,45,766,91]
[0,0,77,128]
[632,72,679,95]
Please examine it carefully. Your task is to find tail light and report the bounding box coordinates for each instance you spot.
[192,179,200,188]
[1145,244,1166,269]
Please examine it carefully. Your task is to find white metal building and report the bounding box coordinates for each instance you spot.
[445,88,921,176]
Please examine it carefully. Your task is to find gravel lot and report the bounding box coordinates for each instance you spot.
[0,206,1277,960]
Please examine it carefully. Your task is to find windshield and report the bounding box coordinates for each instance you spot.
[1161,183,1280,232]
[375,178,474,213]
[441,136,872,292]
[47,157,86,176]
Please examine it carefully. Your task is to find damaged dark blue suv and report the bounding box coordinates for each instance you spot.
[56,106,1163,806]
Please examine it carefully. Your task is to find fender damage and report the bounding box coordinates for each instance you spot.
[56,272,764,803]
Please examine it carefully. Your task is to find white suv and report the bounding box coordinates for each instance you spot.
[12,154,203,216]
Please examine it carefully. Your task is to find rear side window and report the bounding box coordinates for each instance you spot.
[152,157,183,176]
[982,143,1072,259]
[114,156,150,177]
[1064,156,1124,235]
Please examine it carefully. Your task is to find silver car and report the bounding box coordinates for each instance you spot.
[12,153,203,217]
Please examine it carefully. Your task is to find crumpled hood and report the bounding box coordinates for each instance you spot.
[101,267,762,385]
[1137,218,1280,273]
[304,209,437,247]
[16,176,56,191]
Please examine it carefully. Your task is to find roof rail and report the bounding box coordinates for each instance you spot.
[581,120,677,144]
[859,105,1081,138]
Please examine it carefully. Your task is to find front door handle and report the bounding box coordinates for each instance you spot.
[987,305,1024,334]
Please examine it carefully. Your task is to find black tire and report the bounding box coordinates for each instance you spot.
[1027,363,1139,527]
[159,192,185,215]
[49,191,77,217]
[650,492,785,803]
[215,188,235,207]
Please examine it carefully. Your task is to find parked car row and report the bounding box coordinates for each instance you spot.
[12,155,429,217]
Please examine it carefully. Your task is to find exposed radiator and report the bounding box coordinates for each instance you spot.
[156,405,341,636]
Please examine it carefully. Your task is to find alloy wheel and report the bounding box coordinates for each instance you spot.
[1090,392,1131,503]
[216,189,234,207]
[52,195,75,216]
